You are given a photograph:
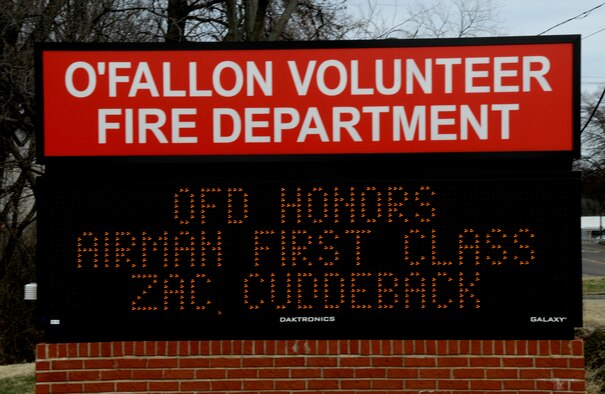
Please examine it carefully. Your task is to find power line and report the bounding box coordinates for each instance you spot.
[583,26,605,39]
[534,2,605,134]
[538,2,605,35]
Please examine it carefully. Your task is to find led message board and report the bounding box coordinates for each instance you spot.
[36,37,582,342]
[37,167,581,342]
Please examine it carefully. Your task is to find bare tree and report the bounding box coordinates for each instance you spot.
[575,89,605,212]
[348,0,503,39]
[0,0,361,363]
[160,0,353,42]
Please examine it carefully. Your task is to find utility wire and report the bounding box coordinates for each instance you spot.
[538,2,605,35]
[584,26,605,39]
[537,3,605,132]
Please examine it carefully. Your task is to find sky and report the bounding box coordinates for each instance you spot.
[499,0,605,94]
[348,0,605,95]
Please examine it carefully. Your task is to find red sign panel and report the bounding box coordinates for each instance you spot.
[38,38,578,157]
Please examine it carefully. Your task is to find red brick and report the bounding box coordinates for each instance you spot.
[569,357,585,368]
[132,368,163,379]
[535,357,568,368]
[35,383,50,394]
[453,368,485,379]
[36,344,48,360]
[519,368,551,379]
[372,379,404,389]
[571,379,586,391]
[195,368,226,379]
[275,379,306,390]
[258,368,290,378]
[387,368,418,379]
[149,381,180,391]
[243,379,275,390]
[503,379,536,390]
[33,339,587,394]
[405,379,437,389]
[307,356,338,367]
[66,343,79,357]
[471,379,502,390]
[111,341,123,356]
[83,382,115,393]
[553,368,586,379]
[210,380,242,390]
[84,359,115,369]
[273,357,305,367]
[372,356,403,367]
[100,369,132,380]
[116,381,147,392]
[241,356,273,367]
[550,340,563,354]
[420,368,451,379]
[323,368,355,378]
[99,341,112,357]
[570,339,584,356]
[437,356,469,367]
[470,356,502,367]
[56,344,68,358]
[359,340,372,354]
[147,357,178,368]
[404,356,436,367]
[308,379,340,389]
[122,341,134,355]
[438,379,469,390]
[180,380,211,391]
[164,369,195,379]
[36,371,67,382]
[291,367,322,378]
[425,340,438,354]
[179,357,210,368]
[115,358,146,369]
[209,356,241,368]
[52,360,83,370]
[68,370,101,381]
[502,356,534,367]
[49,383,83,393]
[355,368,386,378]
[448,340,460,354]
[226,368,258,379]
[486,368,518,379]
[145,341,158,356]
[340,379,372,389]
[77,343,89,357]
[340,356,371,367]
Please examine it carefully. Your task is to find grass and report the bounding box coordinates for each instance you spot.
[583,276,605,295]
[0,374,34,394]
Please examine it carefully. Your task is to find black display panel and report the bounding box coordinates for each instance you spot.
[37,168,581,342]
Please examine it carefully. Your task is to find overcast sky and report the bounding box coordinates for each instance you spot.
[500,0,605,94]
[348,0,605,94]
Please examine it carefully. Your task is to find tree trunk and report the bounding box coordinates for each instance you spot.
[166,0,190,42]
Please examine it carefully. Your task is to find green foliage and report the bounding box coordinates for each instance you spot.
[0,374,35,394]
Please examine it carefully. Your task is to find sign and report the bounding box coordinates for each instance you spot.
[36,37,582,342]
[36,36,579,158]
[37,166,581,341]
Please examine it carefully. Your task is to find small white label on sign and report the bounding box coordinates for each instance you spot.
[50,319,61,325]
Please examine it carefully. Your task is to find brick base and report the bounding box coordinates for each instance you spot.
[36,339,586,393]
